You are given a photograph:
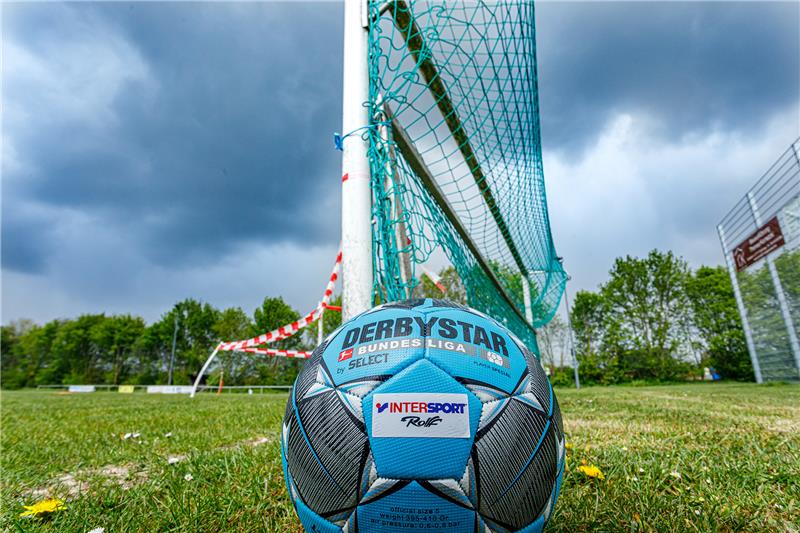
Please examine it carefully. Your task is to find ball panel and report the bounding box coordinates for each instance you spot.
[475,400,556,530]
[418,307,528,394]
[520,345,554,415]
[324,307,428,387]
[287,390,366,515]
[356,480,476,532]
[364,359,481,480]
[293,491,344,533]
[516,514,546,533]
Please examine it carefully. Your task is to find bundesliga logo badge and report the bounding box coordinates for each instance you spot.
[338,348,353,362]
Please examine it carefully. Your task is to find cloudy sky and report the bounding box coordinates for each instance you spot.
[2,1,799,325]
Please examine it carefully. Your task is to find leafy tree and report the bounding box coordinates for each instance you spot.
[90,315,146,384]
[320,294,343,339]
[211,307,254,386]
[250,296,307,385]
[600,250,692,380]
[538,313,568,371]
[570,290,622,384]
[685,266,752,380]
[146,299,220,384]
[49,315,107,384]
[1,320,35,388]
[413,266,467,304]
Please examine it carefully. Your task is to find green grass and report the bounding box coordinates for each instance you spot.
[1,384,798,531]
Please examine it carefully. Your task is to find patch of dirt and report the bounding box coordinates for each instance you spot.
[28,464,148,500]
[27,434,275,500]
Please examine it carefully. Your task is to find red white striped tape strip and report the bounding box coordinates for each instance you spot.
[218,248,342,352]
[240,347,311,359]
[422,265,446,293]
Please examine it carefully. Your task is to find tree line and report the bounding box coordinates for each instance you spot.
[1,296,343,389]
[416,250,775,385]
[3,248,786,388]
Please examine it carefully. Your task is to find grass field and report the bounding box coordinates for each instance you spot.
[1,383,798,532]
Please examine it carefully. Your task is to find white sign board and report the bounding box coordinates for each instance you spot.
[68,385,96,393]
[146,385,193,394]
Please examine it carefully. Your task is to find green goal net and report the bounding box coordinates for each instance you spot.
[366,0,566,349]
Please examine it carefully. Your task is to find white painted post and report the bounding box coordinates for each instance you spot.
[747,193,800,378]
[341,0,373,320]
[521,276,534,325]
[562,283,580,390]
[717,224,763,383]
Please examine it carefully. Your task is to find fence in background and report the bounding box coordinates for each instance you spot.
[717,137,800,383]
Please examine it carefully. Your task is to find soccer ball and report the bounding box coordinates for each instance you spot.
[281,299,565,532]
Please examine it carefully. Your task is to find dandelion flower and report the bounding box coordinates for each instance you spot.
[565,443,574,451]
[578,464,605,480]
[19,498,66,518]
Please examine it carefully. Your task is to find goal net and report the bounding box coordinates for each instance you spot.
[366,0,566,349]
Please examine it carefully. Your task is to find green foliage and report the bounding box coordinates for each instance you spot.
[685,266,751,380]
[0,296,318,389]
[570,250,754,385]
[0,249,770,388]
[735,249,799,381]
[412,266,467,304]
[251,297,305,385]
[320,295,343,338]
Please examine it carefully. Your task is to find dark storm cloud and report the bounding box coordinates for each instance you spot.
[2,1,798,324]
[3,2,343,272]
[535,1,799,153]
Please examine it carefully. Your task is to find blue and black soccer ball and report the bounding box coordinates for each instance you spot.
[281,299,565,532]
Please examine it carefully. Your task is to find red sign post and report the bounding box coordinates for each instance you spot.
[733,217,785,272]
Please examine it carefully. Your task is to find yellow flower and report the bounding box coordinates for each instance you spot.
[20,498,66,518]
[565,442,574,451]
[578,464,606,480]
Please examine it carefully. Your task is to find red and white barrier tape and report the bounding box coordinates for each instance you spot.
[241,347,312,358]
[422,265,446,293]
[218,248,342,353]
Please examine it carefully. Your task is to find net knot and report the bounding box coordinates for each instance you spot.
[334,121,391,151]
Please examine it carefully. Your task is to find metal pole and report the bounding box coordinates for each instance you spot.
[717,224,763,383]
[521,276,534,325]
[747,193,800,378]
[168,313,178,386]
[562,285,580,390]
[341,0,373,320]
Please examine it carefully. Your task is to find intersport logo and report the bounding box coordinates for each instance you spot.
[371,393,470,439]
